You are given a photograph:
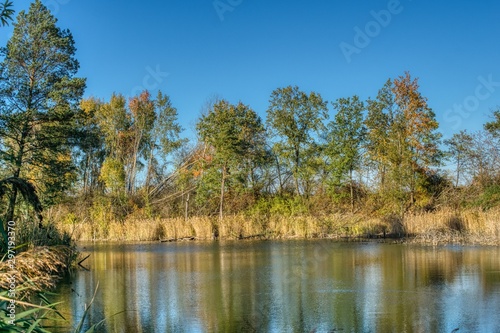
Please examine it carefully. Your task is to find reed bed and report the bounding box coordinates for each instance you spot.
[406,208,500,245]
[54,209,500,245]
[0,245,77,298]
[55,214,383,241]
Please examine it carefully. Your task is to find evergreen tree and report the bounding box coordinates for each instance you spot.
[0,0,85,221]
[0,0,14,26]
[484,109,500,138]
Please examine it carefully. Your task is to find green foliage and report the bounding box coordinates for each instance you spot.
[365,73,442,216]
[327,96,366,181]
[88,194,130,238]
[0,0,85,219]
[196,99,266,218]
[0,286,109,333]
[444,130,474,187]
[75,98,107,195]
[267,86,328,196]
[326,95,366,211]
[0,177,44,252]
[484,109,500,137]
[79,91,184,198]
[154,92,185,161]
[250,195,309,217]
[471,185,500,210]
[99,158,126,195]
[0,290,62,332]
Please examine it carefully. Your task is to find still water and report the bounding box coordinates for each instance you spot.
[51,241,500,333]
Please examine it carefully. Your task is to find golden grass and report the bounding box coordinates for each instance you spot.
[0,245,77,298]
[53,209,500,245]
[406,208,500,245]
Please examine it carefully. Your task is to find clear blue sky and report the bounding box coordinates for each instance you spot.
[2,0,500,141]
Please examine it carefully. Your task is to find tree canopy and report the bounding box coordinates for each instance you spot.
[0,0,85,221]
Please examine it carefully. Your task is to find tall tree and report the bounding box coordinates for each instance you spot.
[326,95,366,212]
[266,86,328,196]
[127,91,155,194]
[444,130,474,187]
[365,80,394,190]
[76,98,106,195]
[0,0,85,220]
[146,91,184,191]
[89,91,184,197]
[467,131,500,188]
[197,100,265,219]
[94,94,130,195]
[365,74,442,215]
[392,72,442,211]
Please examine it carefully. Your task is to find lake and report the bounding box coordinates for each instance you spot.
[50,240,500,333]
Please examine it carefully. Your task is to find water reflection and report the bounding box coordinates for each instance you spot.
[51,241,500,332]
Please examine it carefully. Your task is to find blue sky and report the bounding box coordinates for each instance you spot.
[2,0,500,141]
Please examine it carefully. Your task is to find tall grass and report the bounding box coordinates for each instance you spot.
[53,209,500,245]
[0,246,77,297]
[405,208,500,245]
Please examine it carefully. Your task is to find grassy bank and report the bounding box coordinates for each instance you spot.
[0,245,77,298]
[54,209,500,245]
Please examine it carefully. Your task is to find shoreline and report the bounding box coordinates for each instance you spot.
[55,208,500,246]
[0,245,77,299]
[73,232,500,247]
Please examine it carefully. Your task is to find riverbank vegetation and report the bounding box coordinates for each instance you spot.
[1,0,500,251]
[54,209,500,246]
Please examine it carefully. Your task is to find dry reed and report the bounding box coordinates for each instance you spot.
[0,245,77,298]
[53,209,500,245]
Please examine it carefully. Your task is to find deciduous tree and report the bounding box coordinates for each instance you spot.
[444,130,474,187]
[365,73,442,215]
[326,95,366,212]
[197,100,265,219]
[266,86,328,196]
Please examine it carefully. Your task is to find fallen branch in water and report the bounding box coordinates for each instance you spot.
[78,253,91,271]
[238,234,266,240]
[160,236,196,242]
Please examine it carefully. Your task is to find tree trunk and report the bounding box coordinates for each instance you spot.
[294,147,300,196]
[349,168,354,214]
[185,192,190,221]
[145,149,154,190]
[219,164,226,221]
[6,187,18,223]
[128,130,142,195]
[6,121,28,222]
[275,155,283,195]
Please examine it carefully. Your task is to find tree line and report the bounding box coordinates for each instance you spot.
[2,1,500,232]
